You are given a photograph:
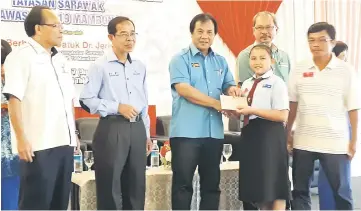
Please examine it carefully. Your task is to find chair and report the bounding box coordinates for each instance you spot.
[75,117,100,150]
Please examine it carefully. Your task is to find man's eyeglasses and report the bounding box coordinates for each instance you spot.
[39,23,63,29]
[254,26,276,31]
[115,32,138,39]
[308,38,333,44]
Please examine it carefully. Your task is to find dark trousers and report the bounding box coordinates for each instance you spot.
[18,145,73,210]
[291,149,353,210]
[93,116,147,210]
[170,137,223,210]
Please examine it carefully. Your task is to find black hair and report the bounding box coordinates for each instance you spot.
[332,41,348,57]
[108,16,135,35]
[307,22,336,40]
[189,13,218,35]
[249,44,273,59]
[1,39,12,65]
[24,6,50,37]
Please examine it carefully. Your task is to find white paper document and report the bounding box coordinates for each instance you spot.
[220,95,248,111]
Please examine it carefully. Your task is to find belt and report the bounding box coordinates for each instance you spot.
[101,114,142,122]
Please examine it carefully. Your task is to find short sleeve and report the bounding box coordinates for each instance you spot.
[2,52,30,101]
[345,68,361,111]
[169,55,190,86]
[288,68,298,102]
[272,79,289,110]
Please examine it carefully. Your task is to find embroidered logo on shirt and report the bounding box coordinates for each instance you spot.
[217,69,223,76]
[133,70,140,75]
[191,63,200,68]
[262,84,272,88]
[109,72,119,77]
[303,72,314,77]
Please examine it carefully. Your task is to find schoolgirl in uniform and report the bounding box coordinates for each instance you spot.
[236,44,290,210]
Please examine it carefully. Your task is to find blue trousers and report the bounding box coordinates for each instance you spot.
[291,149,353,210]
[318,126,352,210]
[1,176,20,210]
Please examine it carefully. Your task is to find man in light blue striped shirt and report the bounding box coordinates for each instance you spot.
[80,16,151,210]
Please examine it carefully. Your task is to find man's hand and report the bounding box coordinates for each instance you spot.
[17,138,34,162]
[118,104,138,119]
[347,140,357,160]
[287,132,294,155]
[146,138,152,156]
[226,86,241,97]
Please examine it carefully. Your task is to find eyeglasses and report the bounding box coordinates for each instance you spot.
[39,23,63,29]
[308,38,333,44]
[115,32,138,39]
[254,26,276,31]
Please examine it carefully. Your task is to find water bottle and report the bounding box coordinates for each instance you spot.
[150,140,159,168]
[74,150,83,173]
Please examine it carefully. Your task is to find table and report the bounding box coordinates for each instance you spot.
[71,161,242,210]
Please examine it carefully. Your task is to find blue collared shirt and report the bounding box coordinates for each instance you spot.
[79,50,150,138]
[169,44,236,139]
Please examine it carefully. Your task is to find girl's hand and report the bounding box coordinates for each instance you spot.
[236,105,254,115]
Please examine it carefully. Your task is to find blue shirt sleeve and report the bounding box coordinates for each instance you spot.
[169,55,190,86]
[79,63,118,117]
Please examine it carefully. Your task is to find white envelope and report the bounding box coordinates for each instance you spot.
[220,95,248,111]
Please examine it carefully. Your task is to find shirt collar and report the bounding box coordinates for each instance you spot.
[307,54,338,70]
[253,41,278,53]
[190,43,214,57]
[252,69,273,80]
[106,49,133,64]
[27,38,58,56]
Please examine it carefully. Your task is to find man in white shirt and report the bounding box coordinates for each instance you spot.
[3,6,78,210]
[287,22,360,210]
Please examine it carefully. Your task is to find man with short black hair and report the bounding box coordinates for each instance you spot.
[80,16,151,210]
[169,13,240,210]
[3,6,78,210]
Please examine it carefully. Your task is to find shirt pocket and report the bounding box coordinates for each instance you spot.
[190,66,203,86]
[213,69,224,89]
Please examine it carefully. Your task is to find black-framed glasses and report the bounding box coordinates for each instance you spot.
[39,23,63,29]
[308,38,333,44]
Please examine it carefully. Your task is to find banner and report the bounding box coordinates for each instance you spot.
[0,0,236,115]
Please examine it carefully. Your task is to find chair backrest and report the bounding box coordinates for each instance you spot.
[228,118,241,132]
[156,116,172,136]
[75,117,99,140]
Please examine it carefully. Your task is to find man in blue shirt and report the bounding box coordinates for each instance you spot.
[169,13,240,210]
[80,16,151,210]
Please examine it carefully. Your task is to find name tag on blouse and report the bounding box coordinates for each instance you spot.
[109,72,119,77]
[262,84,272,88]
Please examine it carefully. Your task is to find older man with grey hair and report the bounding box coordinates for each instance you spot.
[236,11,291,85]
